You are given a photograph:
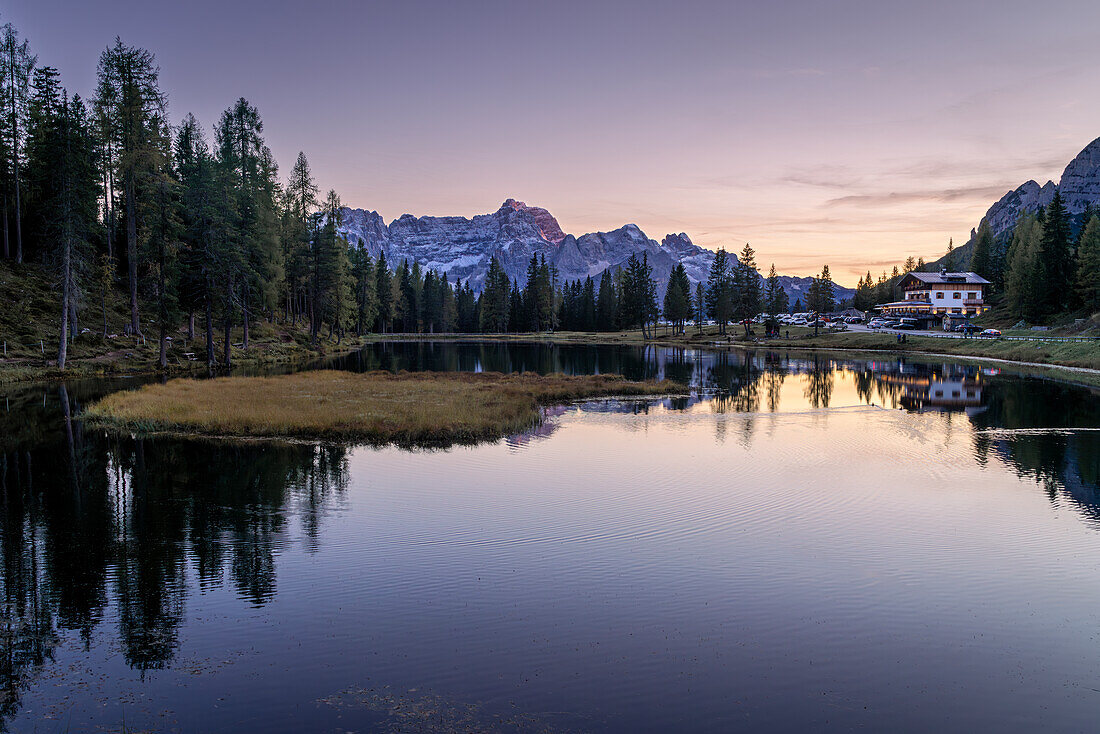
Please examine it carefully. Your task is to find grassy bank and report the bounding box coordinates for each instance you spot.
[365,326,1100,371]
[83,370,679,445]
[0,259,369,385]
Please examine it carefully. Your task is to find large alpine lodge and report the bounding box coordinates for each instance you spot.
[877,270,990,327]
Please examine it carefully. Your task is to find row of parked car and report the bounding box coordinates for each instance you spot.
[866,317,1002,337]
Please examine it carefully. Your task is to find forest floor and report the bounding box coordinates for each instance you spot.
[83,370,680,446]
[0,259,368,385]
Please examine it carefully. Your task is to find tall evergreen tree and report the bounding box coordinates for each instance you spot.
[969,220,995,284]
[95,39,166,336]
[1036,189,1073,315]
[1004,212,1043,321]
[764,264,788,316]
[595,269,618,331]
[1076,214,1100,313]
[2,23,35,263]
[735,243,761,331]
[705,248,735,334]
[663,262,692,332]
[479,256,510,333]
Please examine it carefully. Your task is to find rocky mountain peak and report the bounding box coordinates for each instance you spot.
[498,198,567,244]
[332,200,853,303]
[1057,136,1100,214]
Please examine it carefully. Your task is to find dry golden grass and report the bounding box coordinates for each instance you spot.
[84,370,678,445]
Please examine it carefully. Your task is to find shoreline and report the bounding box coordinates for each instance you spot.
[4,328,1099,390]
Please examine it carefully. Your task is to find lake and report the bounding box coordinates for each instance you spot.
[2,342,1099,732]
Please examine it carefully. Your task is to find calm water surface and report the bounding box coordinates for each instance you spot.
[2,342,1100,732]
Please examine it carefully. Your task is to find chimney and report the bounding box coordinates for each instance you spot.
[940,267,948,276]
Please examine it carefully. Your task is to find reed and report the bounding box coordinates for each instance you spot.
[84,370,678,445]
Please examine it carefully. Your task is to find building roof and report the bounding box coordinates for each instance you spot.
[881,301,931,307]
[901,271,990,286]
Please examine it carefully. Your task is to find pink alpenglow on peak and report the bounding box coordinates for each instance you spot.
[499,199,567,244]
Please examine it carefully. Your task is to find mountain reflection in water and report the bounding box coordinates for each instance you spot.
[0,343,1097,732]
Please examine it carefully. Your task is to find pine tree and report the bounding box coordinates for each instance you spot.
[735,243,761,332]
[818,265,836,313]
[596,269,618,331]
[95,39,166,336]
[1004,213,1042,321]
[705,248,735,334]
[24,70,100,368]
[663,263,691,332]
[969,220,995,284]
[2,23,35,264]
[764,264,788,316]
[581,275,596,331]
[479,257,510,333]
[1075,214,1100,312]
[351,239,376,335]
[1037,189,1073,315]
[374,250,392,332]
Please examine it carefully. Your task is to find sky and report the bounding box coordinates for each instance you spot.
[8,0,1100,285]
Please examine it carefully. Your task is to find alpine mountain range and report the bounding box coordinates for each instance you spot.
[334,199,855,304]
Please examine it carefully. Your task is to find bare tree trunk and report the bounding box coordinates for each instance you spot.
[204,276,215,369]
[242,292,249,350]
[223,281,233,367]
[187,312,195,341]
[2,194,7,259]
[125,174,140,335]
[58,238,71,370]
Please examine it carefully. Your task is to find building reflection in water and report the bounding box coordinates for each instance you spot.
[0,345,1098,728]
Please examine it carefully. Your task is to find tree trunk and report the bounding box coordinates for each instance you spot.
[2,194,7,259]
[242,292,249,349]
[58,240,70,370]
[223,295,232,368]
[204,278,215,369]
[125,173,140,335]
[187,312,195,341]
[159,321,168,369]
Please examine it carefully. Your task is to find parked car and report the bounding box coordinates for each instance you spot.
[954,323,981,334]
[895,321,919,330]
[980,328,1002,337]
[844,316,863,324]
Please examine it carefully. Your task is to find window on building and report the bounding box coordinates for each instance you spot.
[936,292,943,299]
[967,292,976,299]
[952,292,961,299]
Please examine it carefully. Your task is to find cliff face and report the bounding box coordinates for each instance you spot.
[968,136,1100,247]
[335,200,854,302]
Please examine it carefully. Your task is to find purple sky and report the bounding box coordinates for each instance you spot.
[9,0,1100,284]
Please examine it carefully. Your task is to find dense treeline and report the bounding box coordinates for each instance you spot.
[854,188,1099,323]
[976,191,1099,320]
[0,21,854,370]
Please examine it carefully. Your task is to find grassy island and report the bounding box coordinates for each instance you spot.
[83,370,678,445]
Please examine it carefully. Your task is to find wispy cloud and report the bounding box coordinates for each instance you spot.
[824,185,1012,208]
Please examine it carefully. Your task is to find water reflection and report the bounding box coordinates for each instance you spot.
[0,393,349,723]
[0,344,1098,730]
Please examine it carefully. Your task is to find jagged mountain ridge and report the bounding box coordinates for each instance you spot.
[335,199,853,304]
[952,137,1100,264]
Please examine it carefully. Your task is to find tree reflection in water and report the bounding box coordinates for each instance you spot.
[0,395,349,722]
[0,343,1098,728]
